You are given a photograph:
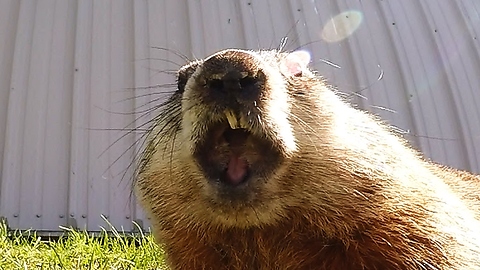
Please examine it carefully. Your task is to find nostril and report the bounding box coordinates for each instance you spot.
[239,76,257,88]
[207,79,224,91]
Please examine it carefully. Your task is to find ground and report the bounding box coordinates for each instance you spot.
[0,222,166,269]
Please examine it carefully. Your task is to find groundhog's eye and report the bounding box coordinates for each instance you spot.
[177,75,188,93]
[177,60,202,93]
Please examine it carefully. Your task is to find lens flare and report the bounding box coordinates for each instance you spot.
[322,11,363,43]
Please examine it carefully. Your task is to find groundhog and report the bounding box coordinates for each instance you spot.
[135,48,480,269]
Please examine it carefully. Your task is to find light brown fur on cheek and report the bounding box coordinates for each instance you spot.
[261,70,297,155]
[180,75,208,155]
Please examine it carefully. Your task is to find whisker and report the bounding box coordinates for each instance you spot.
[128,83,177,91]
[87,128,148,132]
[146,57,183,68]
[113,91,173,104]
[151,46,191,63]
[133,95,174,112]
[319,59,341,69]
[104,130,148,178]
[120,100,182,186]
[370,105,397,114]
[120,130,153,184]
[345,65,384,99]
[98,98,174,159]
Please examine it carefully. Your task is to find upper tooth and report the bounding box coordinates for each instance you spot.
[239,115,249,129]
[225,110,240,129]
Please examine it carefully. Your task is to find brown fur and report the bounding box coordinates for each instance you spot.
[135,49,480,269]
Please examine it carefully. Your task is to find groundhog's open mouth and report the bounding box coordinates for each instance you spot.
[194,121,279,188]
[218,127,251,185]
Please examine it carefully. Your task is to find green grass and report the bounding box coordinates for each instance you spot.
[0,221,167,269]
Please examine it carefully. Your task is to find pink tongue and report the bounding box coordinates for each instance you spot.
[226,156,248,184]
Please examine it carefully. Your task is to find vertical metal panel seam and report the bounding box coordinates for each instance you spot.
[198,2,211,53]
[453,0,480,170]
[420,0,463,165]
[297,0,325,79]
[266,0,274,48]
[216,0,244,49]
[282,1,301,51]
[458,0,480,52]
[214,0,224,50]
[272,1,301,49]
[163,0,170,59]
[398,1,446,158]
[124,0,137,228]
[238,1,258,49]
[0,0,21,196]
[454,1,480,140]
[106,0,114,226]
[374,1,422,148]
[232,0,247,49]
[132,0,151,228]
[106,0,136,228]
[265,0,279,49]
[458,1,480,163]
[63,0,79,228]
[286,1,309,52]
[246,2,261,49]
[250,2,264,50]
[384,1,428,150]
[69,0,94,229]
[420,1,472,169]
[465,0,480,28]
[435,1,480,171]
[334,0,369,109]
[39,0,60,229]
[346,0,374,104]
[18,1,39,227]
[126,0,137,225]
[186,0,205,58]
[3,0,38,228]
[100,0,113,225]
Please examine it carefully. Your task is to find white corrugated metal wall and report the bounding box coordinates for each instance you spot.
[0,0,479,232]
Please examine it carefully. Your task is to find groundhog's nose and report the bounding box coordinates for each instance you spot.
[200,49,266,103]
[221,71,243,91]
[206,70,258,94]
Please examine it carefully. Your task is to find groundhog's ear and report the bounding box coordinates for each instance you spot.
[177,60,202,93]
[280,51,311,77]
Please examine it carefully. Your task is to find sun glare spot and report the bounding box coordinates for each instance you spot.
[322,11,363,43]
